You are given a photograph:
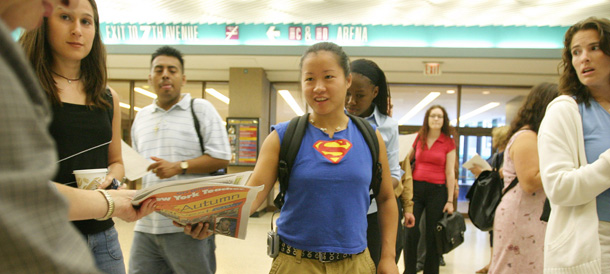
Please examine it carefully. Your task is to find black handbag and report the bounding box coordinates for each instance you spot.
[435,212,466,254]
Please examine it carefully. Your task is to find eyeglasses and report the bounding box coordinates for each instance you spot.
[430,114,444,119]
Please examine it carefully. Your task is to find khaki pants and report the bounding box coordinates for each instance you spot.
[269,248,376,274]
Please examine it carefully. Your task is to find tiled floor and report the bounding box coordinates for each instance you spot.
[116,212,491,274]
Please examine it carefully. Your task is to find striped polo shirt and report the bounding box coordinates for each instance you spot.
[131,93,231,234]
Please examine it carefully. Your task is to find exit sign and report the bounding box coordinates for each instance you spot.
[424,62,442,76]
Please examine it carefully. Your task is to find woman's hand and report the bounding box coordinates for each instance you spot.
[468,164,484,177]
[443,202,454,214]
[110,190,157,222]
[377,256,399,274]
[98,175,114,189]
[404,212,415,228]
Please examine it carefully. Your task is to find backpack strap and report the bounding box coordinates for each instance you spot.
[190,98,205,154]
[501,177,519,197]
[274,113,310,209]
[274,113,382,209]
[346,113,382,200]
[491,152,502,171]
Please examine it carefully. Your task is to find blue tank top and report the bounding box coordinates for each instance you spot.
[579,99,610,221]
[273,118,373,254]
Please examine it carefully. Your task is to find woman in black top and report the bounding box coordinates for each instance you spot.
[19,0,126,273]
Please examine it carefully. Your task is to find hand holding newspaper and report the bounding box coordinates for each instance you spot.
[462,153,492,171]
[131,171,262,239]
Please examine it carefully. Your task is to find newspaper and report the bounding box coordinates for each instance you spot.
[131,171,262,239]
[462,153,492,171]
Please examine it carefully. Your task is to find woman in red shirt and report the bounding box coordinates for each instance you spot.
[404,105,457,274]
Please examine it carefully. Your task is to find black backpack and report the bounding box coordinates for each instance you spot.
[466,153,518,231]
[273,113,382,210]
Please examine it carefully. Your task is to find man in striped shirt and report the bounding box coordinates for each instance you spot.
[129,46,231,274]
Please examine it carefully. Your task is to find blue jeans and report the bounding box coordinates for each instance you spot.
[128,232,216,274]
[86,226,126,274]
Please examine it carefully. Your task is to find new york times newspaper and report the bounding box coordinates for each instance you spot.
[131,171,262,239]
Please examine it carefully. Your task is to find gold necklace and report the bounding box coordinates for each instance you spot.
[52,71,81,84]
[309,119,343,133]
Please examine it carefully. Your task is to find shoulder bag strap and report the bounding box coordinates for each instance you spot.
[190,98,205,154]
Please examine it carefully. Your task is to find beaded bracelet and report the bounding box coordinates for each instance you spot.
[95,189,115,221]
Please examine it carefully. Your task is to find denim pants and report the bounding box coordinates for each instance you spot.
[128,232,216,274]
[86,226,126,274]
[405,180,447,274]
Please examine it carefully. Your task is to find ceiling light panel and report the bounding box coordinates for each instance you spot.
[95,0,610,27]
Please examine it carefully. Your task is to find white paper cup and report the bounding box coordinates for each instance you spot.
[73,168,108,190]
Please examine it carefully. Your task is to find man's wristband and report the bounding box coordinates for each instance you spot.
[95,189,115,221]
[446,201,453,204]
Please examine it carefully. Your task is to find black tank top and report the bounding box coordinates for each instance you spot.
[50,93,114,234]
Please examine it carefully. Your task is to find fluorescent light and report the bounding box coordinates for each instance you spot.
[134,87,157,99]
[431,41,494,48]
[398,92,441,125]
[205,88,230,104]
[451,102,500,125]
[496,41,562,49]
[446,89,455,94]
[119,102,142,112]
[278,89,304,116]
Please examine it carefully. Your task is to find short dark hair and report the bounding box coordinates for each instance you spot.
[299,42,350,78]
[151,46,185,72]
[559,17,610,106]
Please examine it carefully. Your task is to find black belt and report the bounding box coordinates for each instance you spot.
[279,240,363,263]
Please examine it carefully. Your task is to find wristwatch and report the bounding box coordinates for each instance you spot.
[180,161,189,174]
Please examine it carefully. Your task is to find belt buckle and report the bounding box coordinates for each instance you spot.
[318,252,332,263]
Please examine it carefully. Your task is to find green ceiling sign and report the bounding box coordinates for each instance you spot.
[100,23,567,49]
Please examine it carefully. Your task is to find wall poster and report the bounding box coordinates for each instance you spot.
[226,117,259,166]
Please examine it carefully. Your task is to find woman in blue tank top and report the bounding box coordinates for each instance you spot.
[19,1,127,273]
[247,42,399,274]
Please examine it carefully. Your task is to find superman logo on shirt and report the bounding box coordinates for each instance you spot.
[313,139,352,164]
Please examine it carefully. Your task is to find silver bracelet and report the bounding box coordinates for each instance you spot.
[95,189,115,221]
